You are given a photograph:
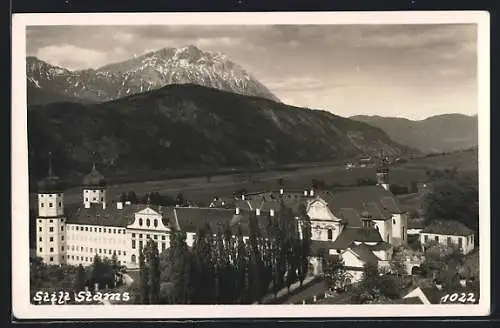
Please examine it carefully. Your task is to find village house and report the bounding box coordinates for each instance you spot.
[419,220,475,255]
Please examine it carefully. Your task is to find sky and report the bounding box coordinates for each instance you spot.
[26,24,478,120]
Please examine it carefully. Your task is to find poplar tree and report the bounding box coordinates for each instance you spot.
[74,264,86,292]
[191,223,215,303]
[145,239,160,304]
[139,247,150,304]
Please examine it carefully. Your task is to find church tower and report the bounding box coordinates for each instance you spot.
[82,162,107,209]
[376,150,390,191]
[36,153,66,265]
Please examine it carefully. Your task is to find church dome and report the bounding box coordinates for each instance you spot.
[37,171,63,193]
[83,164,106,187]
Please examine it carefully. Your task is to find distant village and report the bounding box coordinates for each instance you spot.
[32,153,478,305]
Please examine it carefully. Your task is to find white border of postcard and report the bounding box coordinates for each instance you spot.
[12,11,491,319]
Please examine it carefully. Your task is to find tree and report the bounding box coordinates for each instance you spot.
[176,192,186,207]
[74,264,86,292]
[127,191,138,203]
[324,255,347,291]
[139,247,150,304]
[191,223,216,304]
[298,203,312,286]
[166,231,192,303]
[234,225,248,303]
[111,252,119,271]
[143,238,161,304]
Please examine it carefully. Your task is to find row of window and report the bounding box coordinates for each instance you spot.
[131,233,167,240]
[69,226,126,234]
[67,245,127,256]
[40,202,62,208]
[38,219,65,224]
[39,246,64,253]
[38,226,64,232]
[137,218,159,228]
[67,255,124,265]
[132,239,167,250]
[39,194,62,197]
[84,189,105,193]
[84,197,104,202]
[67,235,127,244]
[38,235,64,242]
[423,234,470,246]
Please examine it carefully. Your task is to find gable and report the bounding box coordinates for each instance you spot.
[137,207,160,216]
[403,287,431,305]
[307,199,340,222]
[341,249,365,268]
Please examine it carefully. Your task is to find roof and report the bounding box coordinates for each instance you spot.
[420,286,446,304]
[367,241,393,251]
[82,164,106,187]
[318,186,402,226]
[330,226,383,249]
[397,297,424,304]
[310,240,338,257]
[421,220,474,236]
[37,170,63,193]
[408,218,425,229]
[349,244,380,265]
[66,203,171,228]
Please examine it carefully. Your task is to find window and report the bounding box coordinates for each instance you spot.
[39,248,42,252]
[447,237,452,245]
[132,240,136,249]
[435,236,439,242]
[85,198,88,202]
[50,219,53,223]
[85,227,89,232]
[61,246,64,251]
[86,257,89,261]
[139,218,143,226]
[139,234,143,239]
[72,256,74,260]
[49,257,54,262]
[101,197,104,202]
[458,238,463,248]
[93,197,96,201]
[61,226,64,231]
[162,242,166,250]
[41,203,44,208]
[58,202,62,207]
[146,219,150,227]
[327,229,333,240]
[424,235,428,242]
[99,249,102,254]
[118,250,121,255]
[72,246,75,250]
[61,236,64,241]
[393,219,395,224]
[94,227,97,232]
[90,248,93,252]
[139,240,143,249]
[154,219,158,228]
[49,227,54,232]
[104,228,107,233]
[39,237,42,242]
[99,228,102,232]
[154,235,158,240]
[131,254,137,263]
[147,234,150,239]
[50,247,54,252]
[39,227,42,232]
[113,229,116,234]
[162,235,166,241]
[49,237,54,242]
[124,251,126,256]
[76,226,79,231]
[132,233,136,237]
[49,203,53,207]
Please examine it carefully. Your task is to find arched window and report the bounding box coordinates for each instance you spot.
[131,254,136,263]
[146,219,150,227]
[327,229,333,240]
[139,218,143,226]
[154,219,158,227]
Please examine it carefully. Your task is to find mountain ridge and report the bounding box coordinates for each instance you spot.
[350,114,478,153]
[28,83,417,180]
[26,45,280,105]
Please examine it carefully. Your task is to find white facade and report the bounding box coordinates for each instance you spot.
[391,213,408,246]
[306,198,343,242]
[36,192,66,265]
[83,188,106,208]
[420,232,475,255]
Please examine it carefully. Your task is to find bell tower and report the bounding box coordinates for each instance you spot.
[36,152,66,265]
[376,150,390,191]
[82,156,107,209]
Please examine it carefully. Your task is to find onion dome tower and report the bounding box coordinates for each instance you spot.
[36,152,66,265]
[82,158,107,209]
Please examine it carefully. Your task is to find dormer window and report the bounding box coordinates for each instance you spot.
[154,219,158,227]
[139,218,143,226]
[327,229,333,240]
[146,219,151,227]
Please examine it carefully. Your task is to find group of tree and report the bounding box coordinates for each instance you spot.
[422,170,479,236]
[134,201,313,304]
[30,254,123,304]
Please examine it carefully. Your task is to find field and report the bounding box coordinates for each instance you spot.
[30,149,478,208]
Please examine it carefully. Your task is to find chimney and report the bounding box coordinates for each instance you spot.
[241,194,245,200]
[310,189,314,197]
[279,188,284,195]
[221,201,225,206]
[102,202,106,210]
[256,208,261,216]
[270,209,275,217]
[125,201,131,205]
[235,207,240,215]
[304,190,308,196]
[117,202,123,210]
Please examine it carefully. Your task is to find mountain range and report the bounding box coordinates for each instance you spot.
[28,84,416,180]
[350,114,478,154]
[26,45,279,105]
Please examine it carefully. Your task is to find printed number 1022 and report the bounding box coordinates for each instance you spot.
[440,293,476,303]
